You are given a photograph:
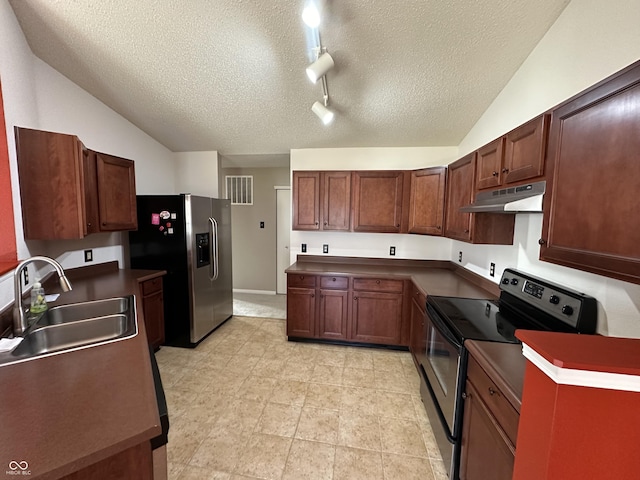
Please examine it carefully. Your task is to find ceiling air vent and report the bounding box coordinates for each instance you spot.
[225,175,253,205]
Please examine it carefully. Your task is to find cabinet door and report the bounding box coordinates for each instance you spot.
[321,171,351,230]
[503,114,548,185]
[15,127,86,240]
[96,152,137,231]
[409,294,427,366]
[408,167,446,235]
[318,289,349,340]
[476,138,505,190]
[142,290,165,349]
[352,171,405,233]
[350,291,403,344]
[540,64,640,284]
[444,153,475,242]
[292,171,321,230]
[286,287,316,337]
[460,381,515,480]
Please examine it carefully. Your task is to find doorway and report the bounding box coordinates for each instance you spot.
[275,187,291,295]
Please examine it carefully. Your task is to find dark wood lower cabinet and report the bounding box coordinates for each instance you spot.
[460,382,515,480]
[409,288,427,366]
[350,291,403,344]
[286,286,316,338]
[286,274,406,346]
[318,289,349,340]
[140,277,165,349]
[60,442,153,480]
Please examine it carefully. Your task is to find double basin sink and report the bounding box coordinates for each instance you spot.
[0,296,137,367]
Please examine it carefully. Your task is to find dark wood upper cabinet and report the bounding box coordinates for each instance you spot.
[15,127,137,240]
[352,171,406,233]
[445,153,515,245]
[95,152,137,231]
[321,171,351,231]
[540,62,640,284]
[503,114,549,185]
[408,167,446,235]
[444,154,475,242]
[476,138,505,190]
[476,114,549,191]
[292,171,321,230]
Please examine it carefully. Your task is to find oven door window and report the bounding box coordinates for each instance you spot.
[426,323,458,397]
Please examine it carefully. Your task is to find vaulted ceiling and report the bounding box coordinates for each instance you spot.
[9,0,570,155]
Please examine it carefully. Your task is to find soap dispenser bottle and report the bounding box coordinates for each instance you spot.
[30,279,48,314]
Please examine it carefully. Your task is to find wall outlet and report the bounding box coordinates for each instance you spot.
[22,269,29,286]
[323,244,329,254]
[259,221,264,228]
[490,262,495,277]
[84,249,93,262]
[458,251,463,262]
[301,243,307,253]
[389,246,396,256]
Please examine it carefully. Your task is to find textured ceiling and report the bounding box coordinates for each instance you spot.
[9,0,570,155]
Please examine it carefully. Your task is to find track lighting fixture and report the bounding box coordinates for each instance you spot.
[311,101,334,125]
[302,2,321,28]
[306,52,334,84]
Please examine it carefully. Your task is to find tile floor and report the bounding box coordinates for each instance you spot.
[156,315,447,480]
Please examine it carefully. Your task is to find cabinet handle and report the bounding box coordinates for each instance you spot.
[324,222,328,226]
[396,224,400,228]
[538,239,547,245]
[102,222,106,226]
[311,293,315,298]
[354,296,358,301]
[464,229,470,233]
[462,392,468,400]
[315,222,319,225]
[332,277,336,281]
[300,275,304,280]
[492,171,498,176]
[87,222,92,227]
[436,225,441,230]
[502,168,509,173]
[376,280,380,284]
[488,387,497,396]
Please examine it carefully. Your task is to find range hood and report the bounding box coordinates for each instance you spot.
[460,181,546,213]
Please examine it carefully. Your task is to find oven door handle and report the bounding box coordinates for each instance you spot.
[420,363,457,444]
[426,304,463,351]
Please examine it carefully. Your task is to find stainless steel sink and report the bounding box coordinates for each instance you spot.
[46,297,130,324]
[0,295,137,367]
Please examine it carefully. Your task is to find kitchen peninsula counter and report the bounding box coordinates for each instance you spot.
[0,263,165,479]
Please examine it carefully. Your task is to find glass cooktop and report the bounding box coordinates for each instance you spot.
[426,296,537,344]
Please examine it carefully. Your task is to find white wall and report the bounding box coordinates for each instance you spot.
[290,146,458,262]
[453,0,640,338]
[174,151,220,197]
[0,0,176,311]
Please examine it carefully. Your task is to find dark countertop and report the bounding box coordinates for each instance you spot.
[285,258,499,300]
[466,340,526,412]
[0,267,165,480]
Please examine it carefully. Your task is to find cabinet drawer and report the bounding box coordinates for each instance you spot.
[412,284,427,310]
[319,276,349,290]
[288,274,316,288]
[353,278,403,293]
[467,356,519,446]
[141,277,163,296]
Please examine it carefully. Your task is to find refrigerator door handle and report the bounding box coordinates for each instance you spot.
[209,217,220,281]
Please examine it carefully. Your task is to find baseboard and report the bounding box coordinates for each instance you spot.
[233,289,278,295]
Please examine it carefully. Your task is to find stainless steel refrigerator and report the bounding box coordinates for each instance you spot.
[129,194,233,347]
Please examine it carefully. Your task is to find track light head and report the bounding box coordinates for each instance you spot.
[311,101,334,125]
[306,52,334,83]
[302,2,321,28]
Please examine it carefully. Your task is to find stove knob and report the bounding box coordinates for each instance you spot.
[502,278,510,285]
[562,305,574,316]
[549,295,560,305]
[510,278,519,286]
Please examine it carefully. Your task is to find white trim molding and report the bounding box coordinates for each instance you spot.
[522,344,640,393]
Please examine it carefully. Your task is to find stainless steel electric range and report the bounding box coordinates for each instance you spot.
[416,268,598,480]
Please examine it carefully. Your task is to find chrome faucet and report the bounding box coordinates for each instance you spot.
[13,256,72,336]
